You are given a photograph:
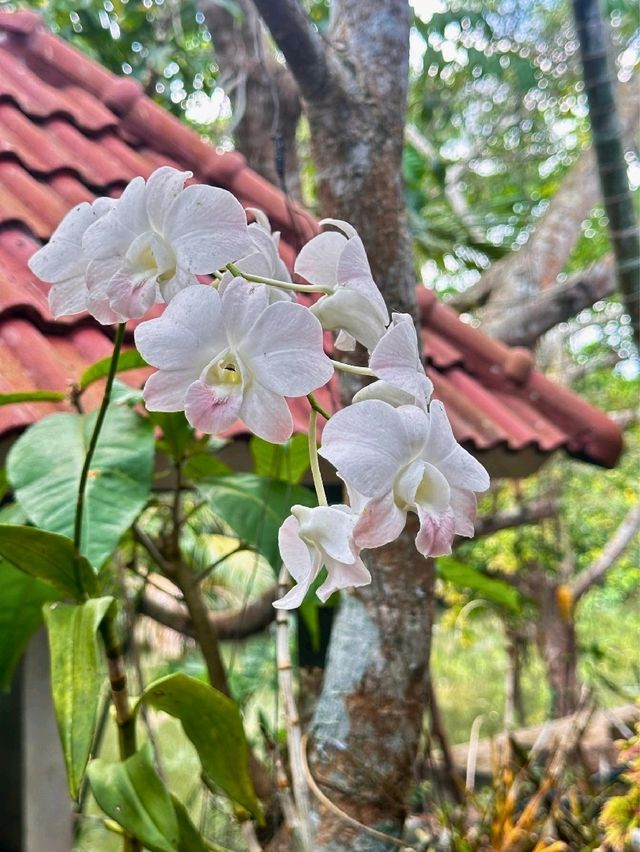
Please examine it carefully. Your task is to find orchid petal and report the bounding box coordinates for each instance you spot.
[317,556,371,602]
[311,288,387,352]
[273,516,320,609]
[164,184,251,274]
[424,401,490,492]
[142,368,198,411]
[28,203,93,282]
[450,487,477,538]
[352,380,418,408]
[294,230,346,287]
[220,277,269,347]
[106,268,158,319]
[293,505,358,564]
[415,507,456,557]
[351,490,407,550]
[370,313,433,402]
[46,275,91,318]
[239,379,293,443]
[319,218,357,239]
[336,236,388,320]
[145,166,192,233]
[240,302,333,396]
[83,177,147,260]
[135,285,227,371]
[319,400,411,498]
[184,379,243,435]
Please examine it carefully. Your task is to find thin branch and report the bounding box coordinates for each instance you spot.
[138,585,278,640]
[276,565,313,849]
[571,503,640,601]
[472,499,558,538]
[487,256,616,347]
[249,0,330,101]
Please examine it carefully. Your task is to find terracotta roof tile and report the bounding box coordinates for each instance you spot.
[0,8,623,474]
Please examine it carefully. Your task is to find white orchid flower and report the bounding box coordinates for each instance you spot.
[294,220,389,351]
[135,279,333,442]
[273,505,371,609]
[218,210,293,302]
[319,399,490,557]
[28,197,126,325]
[82,166,251,320]
[361,312,433,408]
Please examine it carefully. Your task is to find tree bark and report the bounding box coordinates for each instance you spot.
[308,541,435,849]
[200,0,302,198]
[250,2,429,846]
[520,567,580,718]
[573,0,640,348]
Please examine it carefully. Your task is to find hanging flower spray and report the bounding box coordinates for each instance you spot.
[30,166,490,609]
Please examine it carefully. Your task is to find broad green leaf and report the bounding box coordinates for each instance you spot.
[7,405,154,568]
[0,525,95,598]
[437,557,523,613]
[0,390,65,406]
[0,563,57,690]
[88,742,179,852]
[250,434,310,484]
[79,348,148,391]
[195,473,316,570]
[139,673,262,820]
[183,452,232,482]
[43,596,113,798]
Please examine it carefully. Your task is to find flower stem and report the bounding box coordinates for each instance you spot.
[330,358,375,377]
[307,393,331,421]
[225,262,332,294]
[73,322,126,554]
[308,410,327,507]
[72,322,139,852]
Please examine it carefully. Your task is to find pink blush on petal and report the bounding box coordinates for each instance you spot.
[184,379,242,435]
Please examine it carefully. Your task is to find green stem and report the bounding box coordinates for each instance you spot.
[225,262,332,294]
[73,322,126,554]
[330,358,375,377]
[307,392,331,421]
[72,322,139,852]
[308,410,327,507]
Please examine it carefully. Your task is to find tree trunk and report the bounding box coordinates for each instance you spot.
[573,0,640,348]
[249,2,433,845]
[201,0,302,198]
[522,568,580,718]
[309,540,435,849]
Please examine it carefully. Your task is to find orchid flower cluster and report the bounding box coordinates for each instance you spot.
[29,166,489,609]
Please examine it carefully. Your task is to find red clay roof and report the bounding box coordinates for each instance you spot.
[0,9,623,475]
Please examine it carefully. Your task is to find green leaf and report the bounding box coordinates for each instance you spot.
[139,673,262,820]
[0,390,66,406]
[250,434,310,484]
[7,405,155,569]
[150,411,196,461]
[195,473,316,570]
[437,557,523,613]
[88,742,179,852]
[0,468,10,503]
[171,795,224,852]
[43,596,113,798]
[79,348,148,391]
[183,452,232,482]
[0,525,95,598]
[0,563,57,690]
